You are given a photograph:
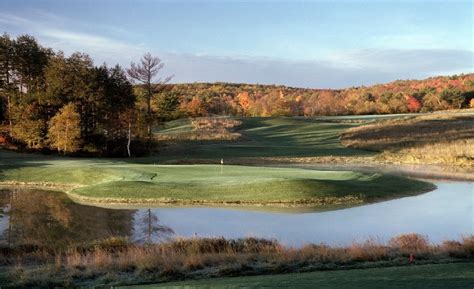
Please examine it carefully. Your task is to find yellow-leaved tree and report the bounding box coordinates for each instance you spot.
[48,103,81,154]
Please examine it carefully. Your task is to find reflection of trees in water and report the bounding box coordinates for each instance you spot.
[0,188,135,247]
[138,209,174,244]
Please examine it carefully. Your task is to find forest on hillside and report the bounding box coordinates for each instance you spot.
[1,33,473,156]
[173,75,474,117]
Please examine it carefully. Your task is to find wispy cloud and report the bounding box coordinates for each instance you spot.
[369,33,451,50]
[0,9,472,88]
[326,49,473,73]
[0,11,145,64]
[29,9,136,37]
[41,29,143,56]
[159,48,473,88]
[0,12,35,26]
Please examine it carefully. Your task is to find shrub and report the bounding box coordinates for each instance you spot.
[347,240,388,261]
[441,240,464,257]
[389,233,429,253]
[156,117,242,142]
[461,236,474,257]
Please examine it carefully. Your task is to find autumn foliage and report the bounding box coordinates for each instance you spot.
[48,103,82,153]
[406,95,422,112]
[171,74,474,117]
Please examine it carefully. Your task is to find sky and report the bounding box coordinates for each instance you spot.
[0,0,472,88]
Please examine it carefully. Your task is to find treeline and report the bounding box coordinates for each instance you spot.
[1,33,473,156]
[172,75,474,117]
[0,34,154,156]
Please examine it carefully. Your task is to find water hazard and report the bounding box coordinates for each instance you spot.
[0,181,472,247]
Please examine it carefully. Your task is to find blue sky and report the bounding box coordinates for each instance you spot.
[0,0,472,88]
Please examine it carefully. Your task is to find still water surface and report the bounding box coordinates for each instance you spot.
[0,181,472,247]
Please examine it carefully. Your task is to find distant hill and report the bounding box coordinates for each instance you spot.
[160,74,474,116]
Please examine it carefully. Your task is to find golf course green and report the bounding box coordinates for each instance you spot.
[1,150,433,206]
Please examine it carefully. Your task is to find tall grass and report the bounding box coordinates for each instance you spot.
[156,117,242,142]
[1,235,473,287]
[341,112,474,166]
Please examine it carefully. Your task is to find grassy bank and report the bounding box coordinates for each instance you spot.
[126,262,474,289]
[1,235,473,288]
[0,151,434,206]
[341,111,474,167]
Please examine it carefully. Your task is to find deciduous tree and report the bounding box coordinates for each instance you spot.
[48,103,81,154]
[127,53,173,144]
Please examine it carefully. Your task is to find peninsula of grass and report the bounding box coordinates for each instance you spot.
[0,151,434,206]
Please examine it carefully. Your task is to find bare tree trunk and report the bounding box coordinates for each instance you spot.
[147,83,152,148]
[127,120,132,157]
[104,112,109,154]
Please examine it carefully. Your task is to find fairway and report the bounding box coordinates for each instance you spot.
[154,117,376,160]
[125,262,474,289]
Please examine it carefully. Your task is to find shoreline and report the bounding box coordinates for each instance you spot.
[0,172,437,208]
[66,192,364,207]
[0,182,366,208]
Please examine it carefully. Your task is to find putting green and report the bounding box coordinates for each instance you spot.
[0,153,434,206]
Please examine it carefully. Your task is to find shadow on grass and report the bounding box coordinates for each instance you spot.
[152,117,375,162]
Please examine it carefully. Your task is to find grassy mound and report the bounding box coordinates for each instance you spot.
[0,158,434,206]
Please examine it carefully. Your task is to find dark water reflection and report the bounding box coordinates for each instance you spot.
[0,189,172,247]
[0,181,472,248]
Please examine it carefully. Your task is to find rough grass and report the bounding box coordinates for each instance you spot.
[341,111,474,167]
[0,153,434,206]
[1,235,473,288]
[126,262,474,289]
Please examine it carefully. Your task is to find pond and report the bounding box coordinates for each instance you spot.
[0,181,472,247]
